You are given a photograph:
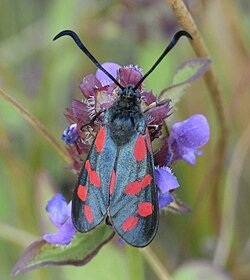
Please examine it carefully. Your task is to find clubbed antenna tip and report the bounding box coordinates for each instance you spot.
[134,30,193,89]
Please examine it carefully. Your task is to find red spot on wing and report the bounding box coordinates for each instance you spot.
[137,202,154,217]
[85,160,91,173]
[109,170,116,195]
[141,174,152,189]
[134,134,146,161]
[89,171,101,188]
[77,185,87,201]
[124,181,141,195]
[95,127,106,153]
[84,205,93,223]
[122,216,139,232]
[85,160,101,188]
[146,129,151,152]
[124,174,152,195]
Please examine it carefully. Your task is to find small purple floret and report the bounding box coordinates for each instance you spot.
[158,193,174,209]
[155,166,179,208]
[167,114,210,165]
[62,123,78,145]
[45,194,69,228]
[43,194,76,245]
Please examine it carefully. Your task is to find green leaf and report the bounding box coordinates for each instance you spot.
[159,58,211,105]
[12,225,115,276]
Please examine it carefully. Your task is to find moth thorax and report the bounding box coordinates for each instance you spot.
[117,85,141,110]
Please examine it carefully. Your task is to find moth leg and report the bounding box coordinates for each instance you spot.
[147,124,160,130]
[80,109,106,131]
[143,99,171,113]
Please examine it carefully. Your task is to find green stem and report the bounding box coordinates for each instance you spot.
[0,88,71,164]
[213,122,250,267]
[126,245,145,280]
[142,247,173,280]
[126,245,173,280]
[218,0,249,58]
[0,221,37,247]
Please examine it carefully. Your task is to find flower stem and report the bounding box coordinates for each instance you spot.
[142,247,173,280]
[126,245,145,280]
[218,0,248,58]
[166,0,229,233]
[0,221,37,247]
[0,89,71,164]
[213,122,250,267]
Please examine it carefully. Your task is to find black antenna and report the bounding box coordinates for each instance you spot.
[134,30,192,90]
[53,30,124,90]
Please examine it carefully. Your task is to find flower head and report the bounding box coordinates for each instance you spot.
[59,63,210,221]
[43,194,76,245]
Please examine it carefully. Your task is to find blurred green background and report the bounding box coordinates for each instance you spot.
[0,0,250,279]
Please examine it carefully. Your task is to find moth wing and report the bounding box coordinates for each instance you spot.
[109,129,159,247]
[72,126,117,232]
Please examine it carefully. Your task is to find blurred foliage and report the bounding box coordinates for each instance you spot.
[0,0,250,279]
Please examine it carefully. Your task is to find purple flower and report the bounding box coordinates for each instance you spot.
[118,237,125,245]
[43,194,76,245]
[62,123,78,145]
[96,62,121,86]
[155,166,179,208]
[167,114,210,165]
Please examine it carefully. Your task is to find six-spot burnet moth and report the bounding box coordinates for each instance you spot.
[53,30,192,247]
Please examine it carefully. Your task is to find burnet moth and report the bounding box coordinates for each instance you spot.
[53,30,192,247]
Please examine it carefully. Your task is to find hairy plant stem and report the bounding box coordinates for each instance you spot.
[213,122,250,267]
[0,222,37,247]
[0,89,71,164]
[126,246,145,280]
[218,0,249,58]
[142,247,173,280]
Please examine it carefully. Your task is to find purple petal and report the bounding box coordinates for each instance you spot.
[153,138,169,166]
[96,62,121,86]
[64,107,76,124]
[61,124,78,145]
[182,150,196,165]
[155,166,179,193]
[180,148,203,165]
[118,66,143,88]
[166,142,202,166]
[144,99,171,126]
[158,193,174,209]
[141,91,156,105]
[170,114,210,148]
[46,194,69,228]
[80,74,102,98]
[72,99,90,123]
[43,218,76,245]
[118,237,125,245]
